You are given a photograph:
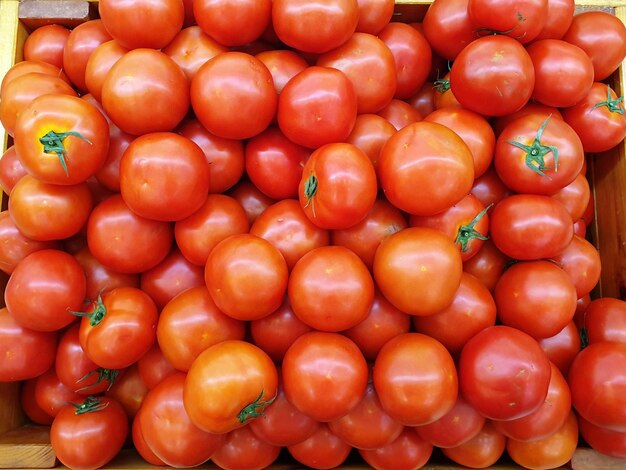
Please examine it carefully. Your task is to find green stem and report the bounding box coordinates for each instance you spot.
[237,389,277,424]
[433,78,450,94]
[68,293,107,327]
[67,396,109,415]
[507,115,558,177]
[39,130,92,176]
[76,368,119,392]
[303,174,318,218]
[455,204,492,253]
[592,85,625,115]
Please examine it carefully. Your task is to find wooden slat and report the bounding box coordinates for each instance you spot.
[0,426,55,469]
[572,448,626,469]
[17,1,90,31]
[0,382,22,436]
[0,0,23,152]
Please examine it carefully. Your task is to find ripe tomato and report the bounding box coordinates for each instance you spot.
[136,343,176,390]
[138,373,224,467]
[78,287,158,369]
[377,98,423,130]
[0,308,57,382]
[459,326,552,421]
[51,396,128,470]
[469,167,513,213]
[534,0,574,40]
[450,35,535,116]
[228,179,276,225]
[272,0,358,53]
[132,412,165,466]
[552,234,601,298]
[163,26,226,81]
[551,173,591,222]
[120,132,210,222]
[211,425,281,470]
[442,421,506,468]
[373,227,463,316]
[538,321,581,378]
[360,428,433,470]
[191,52,277,140]
[62,20,112,92]
[0,146,27,195]
[74,246,139,300]
[21,378,53,425]
[345,114,397,174]
[489,194,573,260]
[22,24,69,69]
[184,340,278,434]
[34,367,83,417]
[584,298,626,345]
[99,0,183,49]
[87,194,173,273]
[105,364,148,419]
[5,249,85,332]
[278,66,358,149]
[287,424,352,469]
[422,0,474,60]
[355,0,394,34]
[282,332,368,422]
[194,0,271,46]
[256,50,309,94]
[157,286,246,371]
[462,239,509,292]
[468,0,547,43]
[0,60,68,96]
[84,40,128,102]
[102,49,189,135]
[579,416,626,459]
[378,121,474,216]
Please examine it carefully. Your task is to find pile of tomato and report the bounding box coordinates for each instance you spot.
[1,0,626,469]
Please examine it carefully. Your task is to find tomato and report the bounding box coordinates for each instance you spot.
[424,108,495,178]
[157,286,246,371]
[287,424,352,469]
[51,396,128,470]
[569,341,626,431]
[360,428,433,470]
[317,32,396,113]
[377,98,423,130]
[373,227,463,316]
[413,272,497,356]
[74,246,139,300]
[138,373,224,467]
[278,66,357,149]
[99,0,183,49]
[0,146,26,195]
[255,49,308,94]
[489,194,573,260]
[102,49,189,135]
[288,246,374,331]
[162,26,226,82]
[584,298,626,345]
[184,340,278,433]
[228,179,276,225]
[91,119,134,193]
[507,411,578,469]
[250,199,329,270]
[0,72,77,137]
[132,412,165,466]
[422,0,474,60]
[282,331,368,422]
[34,367,83,417]
[551,173,591,222]
[433,73,462,110]
[527,39,594,107]
[56,325,120,395]
[562,82,626,153]
[562,11,626,80]
[245,127,309,200]
[579,416,626,459]
[62,20,112,92]
[105,364,148,419]
[468,0,547,43]
[343,289,411,361]
[534,0,574,40]
[136,343,177,390]
[407,82,436,118]
[442,421,506,468]
[459,325,552,420]
[191,52,276,140]
[272,0,358,53]
[538,321,581,378]
[23,24,69,69]
[450,35,535,116]
[0,60,69,97]
[553,235,601,298]
[87,194,173,273]
[329,381,403,449]
[211,424,281,470]
[194,0,270,46]
[355,0,394,34]
[345,114,397,174]
[470,166,513,211]
[5,249,85,332]
[378,22,432,99]
[249,374,320,446]
[0,308,57,382]
[21,378,54,425]
[78,287,158,369]
[84,40,128,102]
[378,121,474,216]
[462,240,509,293]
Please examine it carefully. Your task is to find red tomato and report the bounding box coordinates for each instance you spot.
[442,421,506,468]
[34,367,83,417]
[433,73,462,110]
[345,114,397,174]
[99,0,183,49]
[569,341,626,431]
[422,0,474,60]
[579,416,626,459]
[0,308,57,382]
[105,364,148,419]
[62,20,112,92]
[538,321,581,378]
[211,425,281,470]
[377,99,423,130]
[51,396,128,470]
[373,227,463,316]
[491,101,563,137]
[87,194,173,273]
[132,412,165,466]
[378,121,474,216]
[5,249,85,332]
[553,234,601,298]
[468,0,547,43]
[194,0,270,46]
[138,373,224,467]
[562,11,626,80]
[470,166,513,211]
[272,0,358,53]
[278,66,358,149]
[282,331,368,422]
[287,424,352,469]
[23,24,69,69]
[355,0,394,34]
[163,26,226,81]
[459,325,552,420]
[489,194,573,260]
[228,179,276,225]
[74,246,139,300]
[84,40,128,102]
[0,146,27,195]
[407,82,436,118]
[360,428,433,470]
[450,35,535,116]
[378,22,432,99]
[93,118,134,193]
[136,343,176,390]
[157,286,246,371]
[534,0,574,40]
[551,173,591,222]
[191,52,276,140]
[79,287,158,369]
[256,49,308,94]
[21,378,53,425]
[102,49,189,135]
[0,60,69,97]
[184,340,278,434]
[584,298,626,345]
[462,239,509,292]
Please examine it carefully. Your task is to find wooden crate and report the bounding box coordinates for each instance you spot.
[0,0,625,468]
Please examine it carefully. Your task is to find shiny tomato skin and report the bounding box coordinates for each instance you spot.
[534,0,575,40]
[442,421,506,468]
[459,325,552,421]
[468,0,548,44]
[21,378,54,425]
[422,0,474,60]
[579,416,626,459]
[105,364,148,419]
[551,173,591,222]
[256,49,308,94]
[377,98,423,130]
[462,239,510,293]
[62,20,112,92]
[183,340,278,434]
[360,428,433,470]
[23,24,70,69]
[132,410,166,466]
[345,114,397,174]
[287,424,352,469]
[34,368,83,418]
[0,60,69,96]
[228,179,276,226]
[553,234,601,298]
[0,146,27,195]
[211,425,281,470]
[136,343,176,390]
[584,298,626,345]
[84,40,128,102]
[538,321,581,378]
[163,26,226,81]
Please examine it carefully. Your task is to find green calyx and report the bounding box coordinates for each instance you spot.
[39,130,92,176]
[68,293,107,327]
[76,368,119,392]
[593,85,625,115]
[455,204,492,252]
[433,78,450,94]
[69,396,109,415]
[237,389,277,425]
[303,174,318,217]
[507,115,558,177]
